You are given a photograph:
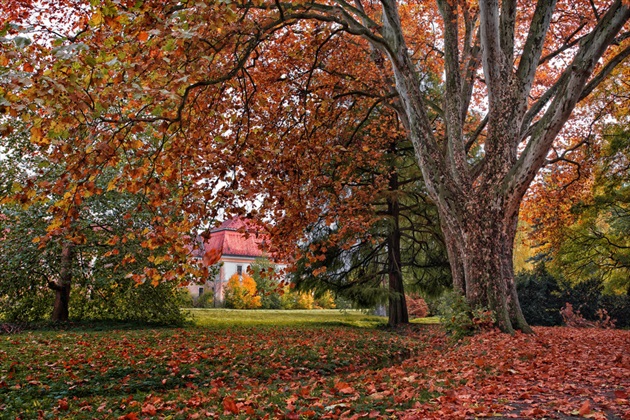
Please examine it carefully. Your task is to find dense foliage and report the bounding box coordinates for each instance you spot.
[516,264,630,328]
[0,200,187,325]
[223,274,262,310]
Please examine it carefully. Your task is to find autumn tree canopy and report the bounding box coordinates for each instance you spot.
[2,0,629,332]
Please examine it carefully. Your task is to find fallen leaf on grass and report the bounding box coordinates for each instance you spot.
[57,399,69,411]
[223,396,239,415]
[141,403,157,416]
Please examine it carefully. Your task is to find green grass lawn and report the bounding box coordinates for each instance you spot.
[186,308,440,328]
[1,311,628,419]
[0,311,438,419]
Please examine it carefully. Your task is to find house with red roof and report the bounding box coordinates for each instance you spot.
[188,217,274,306]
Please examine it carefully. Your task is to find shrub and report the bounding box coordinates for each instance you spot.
[599,294,630,329]
[406,294,429,318]
[517,264,630,328]
[516,264,563,326]
[224,274,262,309]
[438,292,495,340]
[280,287,314,309]
[249,259,282,309]
[177,289,195,308]
[194,289,214,308]
[314,291,336,309]
[70,280,187,325]
[559,277,604,321]
[560,303,615,329]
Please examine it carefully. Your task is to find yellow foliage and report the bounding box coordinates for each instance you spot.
[280,287,314,309]
[224,273,261,309]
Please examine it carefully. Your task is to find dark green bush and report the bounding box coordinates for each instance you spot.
[599,294,630,328]
[516,264,629,328]
[516,264,563,326]
[559,277,604,321]
[71,280,187,326]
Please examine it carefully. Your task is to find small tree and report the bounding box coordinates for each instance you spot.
[224,273,262,309]
[249,258,282,309]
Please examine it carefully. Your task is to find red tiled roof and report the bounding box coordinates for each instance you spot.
[204,217,268,258]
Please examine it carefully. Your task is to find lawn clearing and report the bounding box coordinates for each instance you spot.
[0,313,628,419]
[187,308,439,328]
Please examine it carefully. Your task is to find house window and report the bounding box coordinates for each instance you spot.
[237,265,243,275]
[199,287,204,296]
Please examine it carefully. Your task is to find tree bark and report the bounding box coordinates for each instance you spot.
[386,168,409,327]
[51,243,74,322]
[439,198,532,334]
[440,218,465,295]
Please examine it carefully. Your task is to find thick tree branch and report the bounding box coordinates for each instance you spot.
[539,23,586,66]
[516,0,557,103]
[437,0,471,186]
[508,0,630,211]
[499,0,517,63]
[478,0,503,101]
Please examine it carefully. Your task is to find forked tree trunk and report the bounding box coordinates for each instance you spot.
[376,0,630,334]
[51,243,74,322]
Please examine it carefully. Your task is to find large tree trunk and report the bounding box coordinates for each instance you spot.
[51,243,74,322]
[387,169,409,327]
[440,200,531,334]
[376,0,629,335]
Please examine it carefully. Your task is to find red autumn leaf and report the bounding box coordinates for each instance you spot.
[58,399,69,411]
[223,397,239,415]
[613,390,627,399]
[141,403,157,416]
[579,400,592,416]
[333,381,355,394]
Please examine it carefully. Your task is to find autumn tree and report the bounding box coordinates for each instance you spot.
[3,0,630,332]
[0,117,196,323]
[249,258,283,309]
[520,65,630,294]
[291,132,450,326]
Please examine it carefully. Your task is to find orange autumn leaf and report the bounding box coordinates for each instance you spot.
[141,403,157,416]
[57,399,69,411]
[578,400,592,416]
[222,397,239,415]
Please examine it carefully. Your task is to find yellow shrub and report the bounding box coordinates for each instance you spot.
[280,287,314,309]
[224,273,262,309]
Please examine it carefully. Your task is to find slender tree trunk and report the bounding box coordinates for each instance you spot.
[387,169,409,327]
[51,243,74,322]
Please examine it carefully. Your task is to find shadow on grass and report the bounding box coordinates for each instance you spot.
[0,319,190,335]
